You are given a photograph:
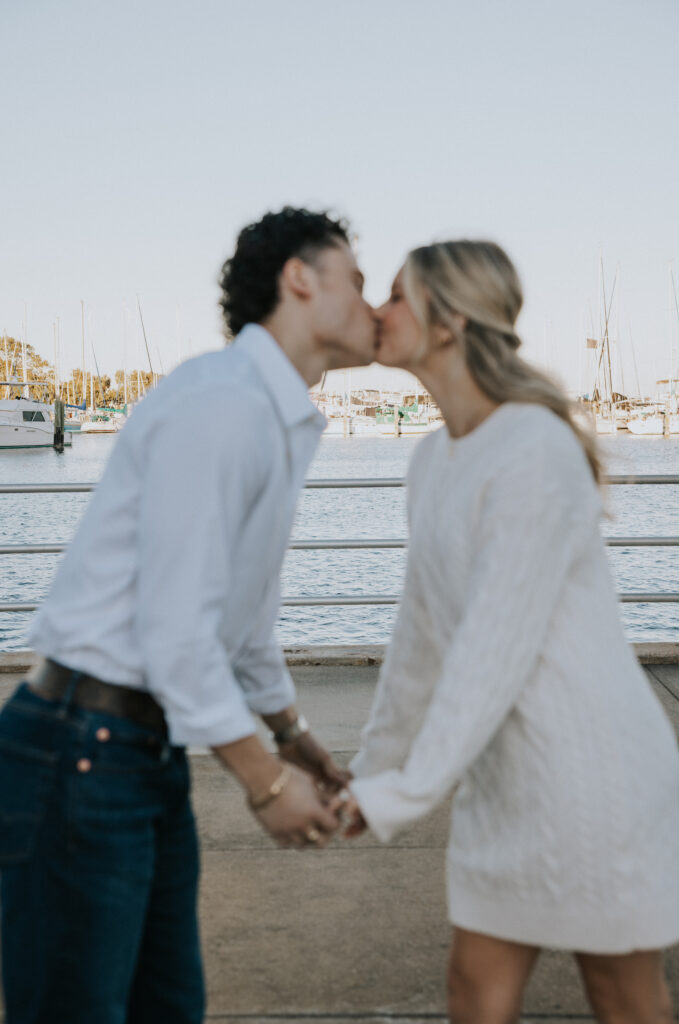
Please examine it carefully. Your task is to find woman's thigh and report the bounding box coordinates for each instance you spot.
[576,949,674,1023]
[447,927,540,1023]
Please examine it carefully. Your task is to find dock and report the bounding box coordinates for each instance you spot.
[0,648,677,1022]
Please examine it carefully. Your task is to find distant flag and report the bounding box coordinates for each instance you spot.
[586,338,598,349]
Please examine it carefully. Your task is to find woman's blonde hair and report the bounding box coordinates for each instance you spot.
[403,240,602,484]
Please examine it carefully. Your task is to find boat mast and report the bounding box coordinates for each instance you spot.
[669,264,677,411]
[670,268,679,405]
[594,259,617,418]
[81,300,86,408]
[22,305,28,395]
[122,303,129,407]
[615,265,624,398]
[53,321,58,400]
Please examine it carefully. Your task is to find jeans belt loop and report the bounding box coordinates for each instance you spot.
[61,670,82,711]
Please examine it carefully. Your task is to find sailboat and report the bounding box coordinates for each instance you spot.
[586,261,625,434]
[626,270,679,436]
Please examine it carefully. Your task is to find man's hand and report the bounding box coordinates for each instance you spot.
[212,733,340,848]
[277,732,350,793]
[254,764,340,848]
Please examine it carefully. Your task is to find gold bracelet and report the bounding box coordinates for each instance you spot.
[247,765,292,811]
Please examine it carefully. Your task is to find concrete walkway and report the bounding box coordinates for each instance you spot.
[0,662,677,1022]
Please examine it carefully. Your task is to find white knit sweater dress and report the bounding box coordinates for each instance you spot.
[350,402,679,953]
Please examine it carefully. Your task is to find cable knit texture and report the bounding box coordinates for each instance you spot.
[350,402,679,953]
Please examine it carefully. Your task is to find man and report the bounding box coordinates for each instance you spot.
[0,207,377,1023]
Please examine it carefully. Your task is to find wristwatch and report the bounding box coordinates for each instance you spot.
[273,714,310,746]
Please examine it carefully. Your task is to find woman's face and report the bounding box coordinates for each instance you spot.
[374,269,424,370]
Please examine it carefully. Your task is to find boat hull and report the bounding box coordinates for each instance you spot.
[0,424,54,448]
[627,415,679,436]
[79,423,119,434]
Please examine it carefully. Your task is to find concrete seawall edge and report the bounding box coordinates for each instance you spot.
[1,641,678,674]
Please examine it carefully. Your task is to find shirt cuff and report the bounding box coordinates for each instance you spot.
[350,770,416,844]
[162,700,257,748]
[242,672,296,716]
[348,749,373,778]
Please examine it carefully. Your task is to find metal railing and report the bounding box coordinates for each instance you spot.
[2,476,679,612]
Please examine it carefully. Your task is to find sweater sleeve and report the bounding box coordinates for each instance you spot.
[351,435,444,778]
[351,435,590,842]
[350,558,441,778]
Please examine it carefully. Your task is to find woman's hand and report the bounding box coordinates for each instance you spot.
[330,789,368,839]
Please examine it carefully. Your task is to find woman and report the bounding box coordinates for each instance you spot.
[336,241,679,1023]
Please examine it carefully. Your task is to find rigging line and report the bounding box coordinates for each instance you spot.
[670,268,679,387]
[672,269,679,324]
[629,327,642,399]
[605,271,618,399]
[136,295,155,377]
[594,259,609,392]
[598,264,617,402]
[90,343,104,403]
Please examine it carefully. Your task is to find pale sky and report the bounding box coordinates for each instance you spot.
[2,0,678,398]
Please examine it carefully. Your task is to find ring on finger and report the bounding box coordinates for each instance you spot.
[306,827,321,844]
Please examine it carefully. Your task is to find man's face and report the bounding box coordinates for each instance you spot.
[308,242,378,368]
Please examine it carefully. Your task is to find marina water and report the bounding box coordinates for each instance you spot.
[2,431,679,651]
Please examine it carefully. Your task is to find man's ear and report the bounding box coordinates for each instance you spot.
[280,257,315,301]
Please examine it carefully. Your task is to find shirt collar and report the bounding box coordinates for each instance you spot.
[233,324,326,431]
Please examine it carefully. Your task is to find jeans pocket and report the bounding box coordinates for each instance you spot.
[0,736,58,866]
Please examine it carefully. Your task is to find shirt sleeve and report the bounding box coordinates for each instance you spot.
[232,575,296,714]
[351,435,592,842]
[135,401,267,747]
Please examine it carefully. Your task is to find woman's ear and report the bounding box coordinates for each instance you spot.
[451,313,467,336]
[432,323,454,348]
[432,314,467,348]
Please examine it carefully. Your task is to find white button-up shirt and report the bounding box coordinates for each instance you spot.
[30,325,326,747]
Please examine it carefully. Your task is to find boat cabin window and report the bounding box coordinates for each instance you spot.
[22,411,46,422]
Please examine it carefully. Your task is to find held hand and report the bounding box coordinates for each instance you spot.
[329,789,368,839]
[277,732,350,794]
[253,764,341,849]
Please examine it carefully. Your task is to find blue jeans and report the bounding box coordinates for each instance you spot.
[0,682,205,1024]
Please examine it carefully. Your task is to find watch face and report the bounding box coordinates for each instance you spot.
[276,714,310,744]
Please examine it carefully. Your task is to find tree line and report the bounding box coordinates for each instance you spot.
[1,335,159,407]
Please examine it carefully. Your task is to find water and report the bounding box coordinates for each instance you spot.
[2,431,679,650]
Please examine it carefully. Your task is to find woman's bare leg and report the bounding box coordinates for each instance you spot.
[446,927,540,1024]
[576,949,674,1023]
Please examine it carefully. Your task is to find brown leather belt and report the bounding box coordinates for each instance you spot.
[30,659,168,737]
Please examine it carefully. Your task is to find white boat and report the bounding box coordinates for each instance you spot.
[323,415,381,437]
[79,412,120,434]
[0,382,72,450]
[376,412,439,436]
[595,414,618,435]
[627,414,679,436]
[323,416,353,436]
[65,406,85,431]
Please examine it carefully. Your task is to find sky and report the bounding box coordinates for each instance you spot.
[1,0,678,398]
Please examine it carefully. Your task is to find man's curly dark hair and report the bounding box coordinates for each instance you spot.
[219,207,351,337]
